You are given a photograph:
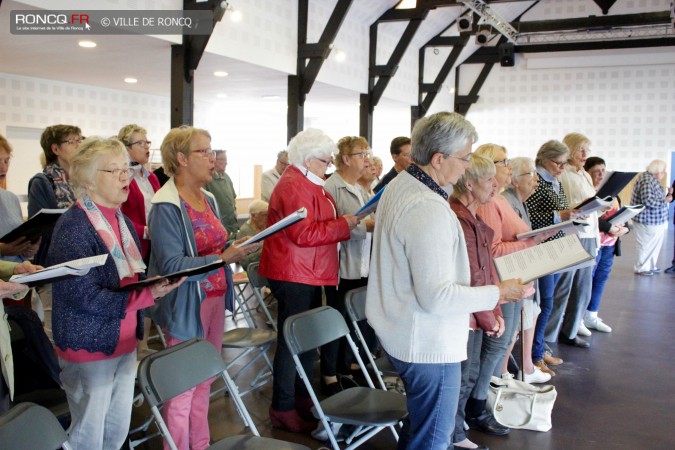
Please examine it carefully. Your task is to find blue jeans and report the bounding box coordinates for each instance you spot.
[59,351,137,450]
[588,245,616,312]
[386,351,461,450]
[533,273,560,362]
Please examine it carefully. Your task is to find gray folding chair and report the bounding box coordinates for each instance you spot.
[137,339,309,450]
[246,262,277,331]
[284,306,407,450]
[0,402,71,449]
[344,287,400,391]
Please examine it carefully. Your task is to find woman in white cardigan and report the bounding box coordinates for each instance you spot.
[366,112,533,450]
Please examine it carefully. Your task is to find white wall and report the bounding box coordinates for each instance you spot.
[464,58,675,174]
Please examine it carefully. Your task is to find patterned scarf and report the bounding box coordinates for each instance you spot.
[78,195,146,279]
[407,163,449,200]
[43,163,76,209]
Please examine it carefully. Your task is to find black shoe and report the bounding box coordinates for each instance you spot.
[466,411,510,436]
[320,377,342,396]
[559,335,590,348]
[664,265,675,274]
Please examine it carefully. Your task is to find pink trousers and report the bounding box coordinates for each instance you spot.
[162,295,224,450]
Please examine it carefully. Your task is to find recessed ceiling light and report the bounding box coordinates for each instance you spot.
[262,95,281,100]
[124,77,138,84]
[216,93,228,99]
[229,9,243,22]
[214,71,229,77]
[334,49,346,63]
[78,40,96,48]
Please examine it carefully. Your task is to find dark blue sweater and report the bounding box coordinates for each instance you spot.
[48,205,144,356]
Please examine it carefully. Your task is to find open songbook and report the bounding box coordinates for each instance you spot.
[605,204,644,225]
[236,207,307,247]
[595,171,638,199]
[575,196,613,214]
[355,186,385,219]
[0,208,66,244]
[516,219,587,240]
[9,254,108,286]
[493,234,594,283]
[121,260,225,290]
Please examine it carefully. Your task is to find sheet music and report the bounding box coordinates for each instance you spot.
[494,234,593,283]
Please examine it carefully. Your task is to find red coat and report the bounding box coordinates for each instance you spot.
[259,165,351,286]
[121,172,160,258]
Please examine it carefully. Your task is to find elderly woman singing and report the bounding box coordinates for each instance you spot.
[48,137,183,449]
[366,112,532,450]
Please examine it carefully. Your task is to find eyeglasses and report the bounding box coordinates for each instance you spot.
[449,153,472,163]
[517,171,535,178]
[313,156,332,166]
[192,148,215,157]
[98,167,131,179]
[60,138,83,146]
[129,140,151,147]
[350,152,371,159]
[550,160,567,169]
[494,158,510,166]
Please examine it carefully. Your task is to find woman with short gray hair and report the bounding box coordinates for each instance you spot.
[366,112,532,450]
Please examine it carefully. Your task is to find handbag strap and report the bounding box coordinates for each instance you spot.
[493,388,540,428]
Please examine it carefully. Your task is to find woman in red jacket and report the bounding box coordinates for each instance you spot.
[259,128,357,433]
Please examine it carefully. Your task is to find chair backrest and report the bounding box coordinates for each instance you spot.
[344,286,368,323]
[137,339,227,408]
[284,306,350,356]
[0,402,69,449]
[246,262,268,289]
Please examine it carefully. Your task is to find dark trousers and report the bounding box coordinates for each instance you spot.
[268,279,322,411]
[320,277,375,377]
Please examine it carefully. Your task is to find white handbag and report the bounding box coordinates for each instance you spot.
[486,376,557,432]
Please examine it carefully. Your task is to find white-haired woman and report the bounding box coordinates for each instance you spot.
[48,137,183,449]
[366,112,532,450]
[235,199,269,269]
[631,159,672,275]
[259,128,358,433]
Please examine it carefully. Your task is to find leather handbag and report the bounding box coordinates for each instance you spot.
[486,376,557,432]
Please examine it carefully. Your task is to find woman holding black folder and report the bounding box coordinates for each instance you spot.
[48,137,183,450]
[147,126,258,450]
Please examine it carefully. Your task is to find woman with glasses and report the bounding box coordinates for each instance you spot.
[147,126,258,450]
[48,137,183,449]
[28,124,83,342]
[259,128,358,433]
[117,124,159,260]
[321,136,376,396]
[547,133,600,348]
[524,140,581,377]
[118,124,161,359]
[366,113,532,450]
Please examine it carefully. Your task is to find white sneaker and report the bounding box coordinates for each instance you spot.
[585,316,612,333]
[577,322,592,337]
[522,366,552,384]
[501,372,514,380]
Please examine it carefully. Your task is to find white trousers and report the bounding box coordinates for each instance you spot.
[633,222,668,273]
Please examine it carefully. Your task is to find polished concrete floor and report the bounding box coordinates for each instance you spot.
[131,225,675,450]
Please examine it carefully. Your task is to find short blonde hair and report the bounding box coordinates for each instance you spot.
[562,132,590,155]
[0,134,12,156]
[646,159,666,175]
[474,143,507,161]
[452,153,496,196]
[117,124,147,146]
[69,137,127,198]
[335,136,369,170]
[160,126,211,176]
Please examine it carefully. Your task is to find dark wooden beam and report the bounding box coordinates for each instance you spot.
[513,11,671,33]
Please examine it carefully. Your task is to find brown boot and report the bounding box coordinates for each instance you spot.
[534,360,556,377]
[544,353,563,366]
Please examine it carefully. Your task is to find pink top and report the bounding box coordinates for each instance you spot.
[183,195,228,297]
[477,194,537,259]
[57,204,154,363]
